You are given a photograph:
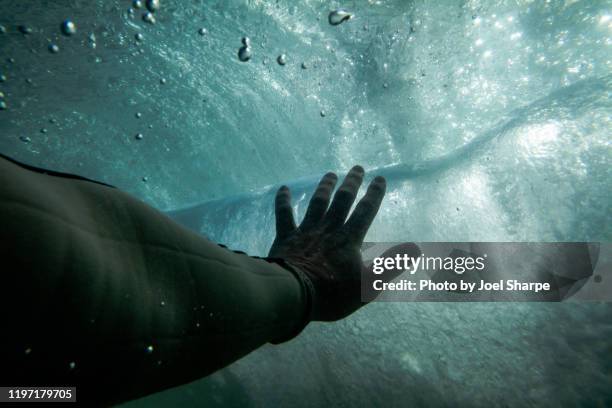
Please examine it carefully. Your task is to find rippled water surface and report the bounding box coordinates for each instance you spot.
[1,1,611,406]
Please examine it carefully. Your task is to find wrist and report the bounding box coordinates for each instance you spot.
[264,257,315,343]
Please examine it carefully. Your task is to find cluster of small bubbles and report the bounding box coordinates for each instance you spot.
[277,54,287,66]
[135,132,143,140]
[20,136,31,143]
[48,43,60,54]
[328,9,352,26]
[146,345,154,353]
[198,27,207,36]
[135,32,144,42]
[18,25,32,35]
[238,37,252,62]
[127,8,135,18]
[142,12,156,24]
[61,20,77,36]
[69,361,76,370]
[135,112,142,118]
[146,0,160,13]
[88,33,97,49]
[133,0,143,9]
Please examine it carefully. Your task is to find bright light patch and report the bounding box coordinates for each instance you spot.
[519,122,560,158]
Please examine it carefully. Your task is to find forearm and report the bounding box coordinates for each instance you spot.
[0,156,309,404]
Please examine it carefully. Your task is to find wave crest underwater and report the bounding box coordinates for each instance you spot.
[0,0,611,406]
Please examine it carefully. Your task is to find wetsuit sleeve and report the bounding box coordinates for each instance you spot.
[0,155,311,405]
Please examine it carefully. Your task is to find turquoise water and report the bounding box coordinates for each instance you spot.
[1,1,611,406]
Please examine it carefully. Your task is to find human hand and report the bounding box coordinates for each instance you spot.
[268,165,387,321]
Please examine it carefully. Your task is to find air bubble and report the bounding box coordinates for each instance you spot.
[142,176,149,182]
[198,27,207,36]
[40,128,48,134]
[135,133,143,140]
[69,361,76,370]
[0,74,6,82]
[0,101,6,111]
[146,0,160,13]
[328,9,352,26]
[320,110,326,117]
[301,62,308,69]
[25,347,32,355]
[160,300,166,307]
[18,25,32,35]
[20,136,31,143]
[277,54,287,65]
[146,345,154,353]
[238,45,252,62]
[133,0,143,9]
[135,32,144,42]
[241,37,250,46]
[48,43,60,53]
[142,12,156,24]
[159,77,166,85]
[61,20,77,36]
[135,112,142,118]
[0,25,6,34]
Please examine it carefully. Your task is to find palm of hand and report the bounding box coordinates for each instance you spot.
[268,166,386,321]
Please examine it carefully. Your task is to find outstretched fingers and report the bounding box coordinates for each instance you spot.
[275,185,296,238]
[344,176,386,244]
[324,165,365,230]
[300,172,338,231]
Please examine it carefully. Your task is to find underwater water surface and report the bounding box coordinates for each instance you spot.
[0,0,611,406]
